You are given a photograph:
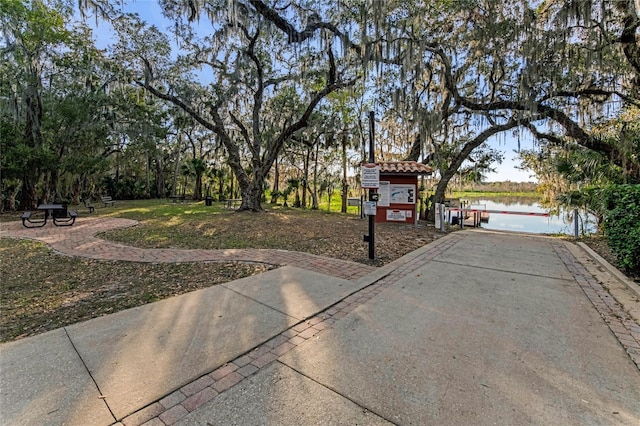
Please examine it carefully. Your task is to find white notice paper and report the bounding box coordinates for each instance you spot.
[361,165,380,188]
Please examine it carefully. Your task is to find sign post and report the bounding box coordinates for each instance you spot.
[362,111,376,259]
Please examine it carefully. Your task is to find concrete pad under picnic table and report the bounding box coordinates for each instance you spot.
[176,362,393,426]
[279,256,640,425]
[65,283,297,421]
[0,328,115,426]
[222,265,365,320]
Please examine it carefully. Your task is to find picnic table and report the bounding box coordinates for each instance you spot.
[21,204,77,228]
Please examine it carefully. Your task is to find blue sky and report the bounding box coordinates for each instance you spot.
[485,135,537,183]
[82,1,536,183]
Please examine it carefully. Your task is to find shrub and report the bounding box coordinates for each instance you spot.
[602,185,640,275]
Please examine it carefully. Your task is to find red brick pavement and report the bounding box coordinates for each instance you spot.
[0,217,374,280]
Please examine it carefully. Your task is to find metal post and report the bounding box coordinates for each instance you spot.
[368,111,375,260]
[439,203,445,232]
[574,208,579,240]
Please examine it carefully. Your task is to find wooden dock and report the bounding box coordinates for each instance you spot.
[447,208,486,227]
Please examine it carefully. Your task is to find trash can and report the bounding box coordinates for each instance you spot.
[53,202,68,219]
[205,196,212,206]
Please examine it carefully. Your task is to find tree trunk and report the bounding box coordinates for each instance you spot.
[19,78,43,210]
[302,146,311,208]
[194,172,203,200]
[229,167,235,200]
[155,156,165,198]
[19,174,38,210]
[239,172,265,211]
[311,141,319,209]
[341,133,348,213]
[217,171,225,201]
[428,167,457,221]
[172,135,181,196]
[47,168,60,202]
[5,183,21,212]
[72,176,81,204]
[144,153,151,198]
[271,156,279,203]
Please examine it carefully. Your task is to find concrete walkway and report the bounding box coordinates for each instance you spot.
[1,219,639,425]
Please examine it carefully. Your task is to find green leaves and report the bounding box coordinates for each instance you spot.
[602,184,640,274]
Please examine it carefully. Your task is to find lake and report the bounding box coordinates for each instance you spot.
[462,196,598,236]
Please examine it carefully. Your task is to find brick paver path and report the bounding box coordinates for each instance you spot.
[0,217,374,280]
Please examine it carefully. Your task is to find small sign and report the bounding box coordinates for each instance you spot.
[361,164,380,188]
[386,209,406,221]
[378,181,390,206]
[389,184,415,204]
[364,201,377,215]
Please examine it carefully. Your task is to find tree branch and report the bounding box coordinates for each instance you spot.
[520,122,566,146]
[248,0,354,46]
[138,80,251,190]
[545,88,640,108]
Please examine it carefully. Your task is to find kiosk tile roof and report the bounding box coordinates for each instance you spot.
[374,161,433,175]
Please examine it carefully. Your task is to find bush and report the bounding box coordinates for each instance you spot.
[602,185,640,275]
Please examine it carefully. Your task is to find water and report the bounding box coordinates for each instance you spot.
[463,197,598,236]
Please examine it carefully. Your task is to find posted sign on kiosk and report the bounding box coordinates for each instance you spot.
[361,164,380,188]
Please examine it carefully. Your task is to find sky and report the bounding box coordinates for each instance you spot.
[82,1,537,183]
[484,135,537,183]
[488,155,536,183]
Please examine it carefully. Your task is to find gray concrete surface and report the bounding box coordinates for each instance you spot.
[278,233,640,425]
[0,328,114,425]
[176,362,393,425]
[65,283,295,420]
[432,231,574,279]
[222,265,365,320]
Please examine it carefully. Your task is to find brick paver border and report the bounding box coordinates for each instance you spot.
[554,243,640,369]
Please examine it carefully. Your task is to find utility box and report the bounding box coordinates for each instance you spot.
[369,161,433,224]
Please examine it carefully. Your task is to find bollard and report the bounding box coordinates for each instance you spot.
[574,208,579,240]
